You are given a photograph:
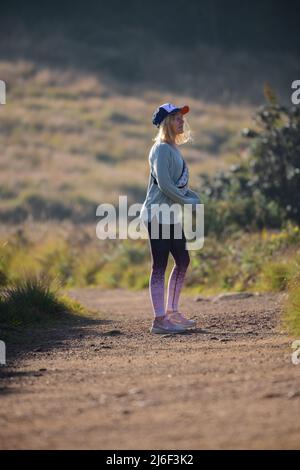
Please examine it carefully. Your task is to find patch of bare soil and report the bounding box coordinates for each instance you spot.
[0,289,299,450]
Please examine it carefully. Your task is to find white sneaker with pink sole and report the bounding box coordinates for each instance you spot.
[150,315,186,334]
[166,310,197,328]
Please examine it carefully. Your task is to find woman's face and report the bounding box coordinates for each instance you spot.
[170,112,184,135]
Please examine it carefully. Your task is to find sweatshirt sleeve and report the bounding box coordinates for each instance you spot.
[185,188,201,204]
[153,144,199,206]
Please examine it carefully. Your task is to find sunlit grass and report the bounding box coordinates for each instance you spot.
[0,58,257,226]
[282,271,300,337]
[0,275,89,328]
[1,222,300,296]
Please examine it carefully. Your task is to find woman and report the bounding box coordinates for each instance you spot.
[140,103,201,334]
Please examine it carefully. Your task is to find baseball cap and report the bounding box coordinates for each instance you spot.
[152,103,190,128]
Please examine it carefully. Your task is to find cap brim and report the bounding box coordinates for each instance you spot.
[180,105,190,115]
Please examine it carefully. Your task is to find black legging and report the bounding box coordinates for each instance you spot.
[147,219,190,317]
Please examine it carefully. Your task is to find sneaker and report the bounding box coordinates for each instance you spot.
[150,315,186,334]
[166,310,197,328]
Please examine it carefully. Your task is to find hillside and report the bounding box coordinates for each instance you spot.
[0,20,299,223]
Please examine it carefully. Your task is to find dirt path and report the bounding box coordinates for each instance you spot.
[0,288,300,450]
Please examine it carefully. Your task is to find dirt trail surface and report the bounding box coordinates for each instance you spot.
[0,288,300,450]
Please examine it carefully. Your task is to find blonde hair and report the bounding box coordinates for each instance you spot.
[153,113,193,146]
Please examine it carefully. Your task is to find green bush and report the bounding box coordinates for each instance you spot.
[199,86,300,235]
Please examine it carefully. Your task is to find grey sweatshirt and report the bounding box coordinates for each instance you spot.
[140,141,200,223]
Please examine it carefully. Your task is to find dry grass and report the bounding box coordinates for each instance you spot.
[0,59,257,223]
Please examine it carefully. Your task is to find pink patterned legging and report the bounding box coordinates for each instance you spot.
[147,219,190,318]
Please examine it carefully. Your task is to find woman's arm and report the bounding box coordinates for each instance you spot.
[153,144,199,206]
[186,188,201,204]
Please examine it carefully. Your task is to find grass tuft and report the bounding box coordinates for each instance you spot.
[0,275,88,328]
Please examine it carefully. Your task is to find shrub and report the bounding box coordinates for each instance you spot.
[199,86,300,235]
